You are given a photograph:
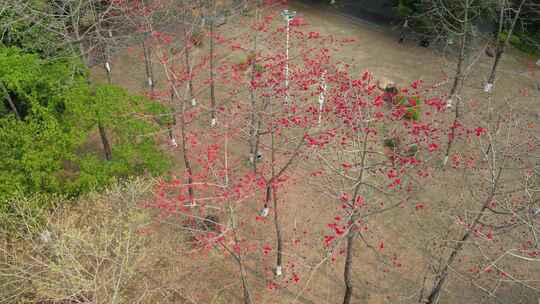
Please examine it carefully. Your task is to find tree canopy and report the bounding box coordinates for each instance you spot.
[0,47,171,203]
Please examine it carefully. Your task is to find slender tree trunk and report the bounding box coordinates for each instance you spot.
[209,2,217,127]
[69,2,87,68]
[0,81,21,120]
[248,1,261,171]
[342,122,370,304]
[98,121,112,161]
[142,34,155,91]
[239,261,253,304]
[486,0,527,90]
[269,119,284,276]
[342,231,355,304]
[179,92,195,204]
[448,23,468,103]
[90,1,113,85]
[444,2,470,164]
[272,186,283,275]
[103,44,112,85]
[185,41,194,105]
[443,98,462,166]
[487,48,503,86]
[226,207,253,304]
[168,90,176,142]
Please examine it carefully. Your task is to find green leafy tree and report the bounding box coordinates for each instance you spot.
[0,47,170,203]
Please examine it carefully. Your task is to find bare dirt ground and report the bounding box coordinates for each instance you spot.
[87,2,540,304]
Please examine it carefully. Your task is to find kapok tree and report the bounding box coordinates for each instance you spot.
[416,89,540,303]
[307,67,447,304]
[148,128,259,304]
[221,8,358,278]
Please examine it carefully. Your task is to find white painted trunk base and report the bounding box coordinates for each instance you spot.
[275,265,282,276]
[484,83,493,93]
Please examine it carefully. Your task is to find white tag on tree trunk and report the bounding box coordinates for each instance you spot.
[446,98,453,109]
[191,98,197,106]
[147,77,153,87]
[170,138,177,147]
[105,62,111,72]
[275,265,282,276]
[484,83,493,93]
[211,117,217,127]
[260,207,269,217]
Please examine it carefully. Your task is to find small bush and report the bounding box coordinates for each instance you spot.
[191,30,204,46]
[499,31,521,46]
[396,96,422,121]
[383,138,399,149]
[0,179,156,303]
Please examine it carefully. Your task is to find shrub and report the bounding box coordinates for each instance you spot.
[191,30,204,46]
[253,63,265,73]
[383,138,399,149]
[0,179,156,303]
[396,95,422,121]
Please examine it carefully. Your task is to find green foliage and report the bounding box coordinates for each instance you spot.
[499,31,521,45]
[383,138,398,149]
[0,109,75,198]
[405,107,421,121]
[0,47,171,208]
[392,0,432,34]
[396,95,422,121]
[253,63,266,73]
[504,31,540,56]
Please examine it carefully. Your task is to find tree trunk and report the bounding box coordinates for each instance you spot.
[209,3,217,127]
[486,48,503,87]
[226,207,253,304]
[0,81,21,120]
[179,92,194,204]
[168,92,176,142]
[448,30,467,103]
[143,34,155,91]
[240,264,253,304]
[342,231,355,304]
[185,44,194,105]
[98,121,112,161]
[486,0,527,91]
[272,186,283,275]
[248,2,261,172]
[443,98,462,166]
[444,2,470,164]
[341,123,370,304]
[103,44,112,85]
